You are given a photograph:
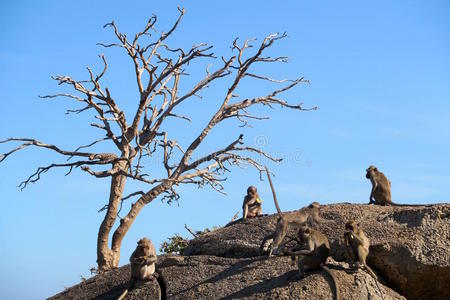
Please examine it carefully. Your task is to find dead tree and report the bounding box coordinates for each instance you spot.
[0,8,316,271]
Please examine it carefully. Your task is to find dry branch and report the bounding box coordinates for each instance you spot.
[0,8,316,272]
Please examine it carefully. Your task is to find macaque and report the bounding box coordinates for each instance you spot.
[290,226,339,300]
[242,185,263,219]
[344,220,384,300]
[118,237,157,300]
[366,165,430,206]
[260,166,321,256]
[366,165,391,206]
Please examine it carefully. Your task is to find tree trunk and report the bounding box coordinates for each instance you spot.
[96,163,127,272]
[110,183,169,258]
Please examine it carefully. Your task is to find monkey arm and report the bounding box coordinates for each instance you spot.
[145,255,157,265]
[243,203,248,219]
[369,180,378,202]
[346,231,365,245]
[344,235,357,261]
[290,240,315,256]
[246,197,257,206]
[131,255,156,264]
[130,256,145,263]
[291,249,314,256]
[344,232,351,245]
[243,196,257,218]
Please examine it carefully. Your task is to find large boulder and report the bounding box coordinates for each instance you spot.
[49,203,449,300]
[157,254,403,300]
[185,203,450,299]
[48,264,161,300]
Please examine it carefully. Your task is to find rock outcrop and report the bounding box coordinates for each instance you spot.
[49,203,449,300]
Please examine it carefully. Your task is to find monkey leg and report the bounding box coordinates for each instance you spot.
[344,235,357,260]
[256,207,263,217]
[356,246,368,267]
[260,236,274,255]
[385,198,392,206]
[246,212,256,218]
[246,205,261,218]
[297,260,306,278]
[271,221,287,251]
[298,256,321,278]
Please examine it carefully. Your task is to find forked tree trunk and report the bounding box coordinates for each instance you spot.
[110,183,170,262]
[96,163,127,272]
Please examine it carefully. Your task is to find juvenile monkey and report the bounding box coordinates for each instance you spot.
[118,237,157,300]
[242,185,263,219]
[290,226,339,300]
[344,220,384,300]
[366,165,391,206]
[260,166,321,256]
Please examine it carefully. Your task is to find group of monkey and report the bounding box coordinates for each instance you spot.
[119,165,401,300]
[242,165,403,300]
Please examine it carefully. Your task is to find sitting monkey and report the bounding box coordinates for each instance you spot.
[366,165,391,206]
[242,185,263,219]
[290,226,340,300]
[118,237,158,300]
[344,220,385,300]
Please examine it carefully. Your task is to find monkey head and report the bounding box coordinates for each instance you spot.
[247,186,257,197]
[137,237,152,247]
[366,165,378,179]
[307,202,321,223]
[309,201,320,209]
[345,220,359,232]
[298,225,311,240]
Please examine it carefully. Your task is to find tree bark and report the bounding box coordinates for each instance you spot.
[96,162,127,271]
[110,183,170,258]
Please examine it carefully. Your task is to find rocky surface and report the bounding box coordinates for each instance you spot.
[157,255,403,300]
[50,203,449,300]
[48,264,161,300]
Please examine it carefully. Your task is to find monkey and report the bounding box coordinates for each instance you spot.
[343,221,371,269]
[289,226,340,300]
[366,165,434,207]
[366,165,391,206]
[260,166,321,256]
[242,185,263,219]
[118,237,158,300]
[344,220,385,300]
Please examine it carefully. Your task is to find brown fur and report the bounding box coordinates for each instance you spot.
[291,226,340,300]
[344,221,384,300]
[366,165,433,206]
[118,237,157,300]
[242,186,263,219]
[261,166,320,256]
[366,165,391,206]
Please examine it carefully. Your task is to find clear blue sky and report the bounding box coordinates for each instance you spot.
[1,1,449,299]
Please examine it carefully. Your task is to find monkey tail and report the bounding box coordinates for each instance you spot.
[390,201,433,207]
[117,278,136,300]
[320,265,340,300]
[363,265,385,300]
[265,166,282,216]
[117,289,128,300]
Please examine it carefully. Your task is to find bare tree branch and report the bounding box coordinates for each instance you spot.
[19,159,112,190]
[0,138,116,162]
[184,224,198,238]
[1,9,316,272]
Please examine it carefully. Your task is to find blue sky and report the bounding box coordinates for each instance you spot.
[1,1,449,299]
